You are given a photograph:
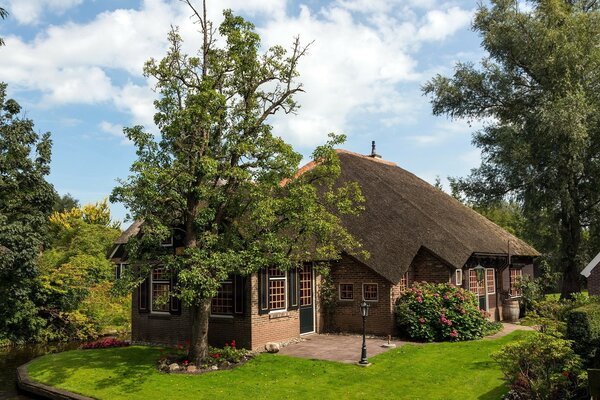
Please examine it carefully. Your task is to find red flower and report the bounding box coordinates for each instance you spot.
[231,340,236,348]
[183,360,189,365]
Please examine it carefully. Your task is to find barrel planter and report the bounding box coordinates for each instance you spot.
[502,299,520,322]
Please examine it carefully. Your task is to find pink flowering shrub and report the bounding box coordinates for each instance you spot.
[395,282,490,342]
[81,337,129,349]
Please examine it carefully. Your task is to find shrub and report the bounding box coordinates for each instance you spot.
[567,302,600,368]
[81,337,129,349]
[493,332,587,400]
[395,282,491,342]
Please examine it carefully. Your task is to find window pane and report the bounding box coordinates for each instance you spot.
[269,279,286,310]
[340,284,354,300]
[399,272,408,291]
[300,269,312,306]
[486,269,495,293]
[152,282,170,312]
[211,281,233,314]
[152,268,168,281]
[268,267,285,278]
[363,284,378,301]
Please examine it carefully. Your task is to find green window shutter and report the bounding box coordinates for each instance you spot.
[169,271,181,315]
[234,275,245,315]
[139,276,149,313]
[288,267,299,310]
[259,269,269,315]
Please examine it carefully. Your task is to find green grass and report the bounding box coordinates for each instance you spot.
[27,331,532,400]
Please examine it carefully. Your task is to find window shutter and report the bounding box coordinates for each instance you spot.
[288,267,299,310]
[170,271,181,315]
[139,276,149,313]
[234,275,245,315]
[259,269,269,314]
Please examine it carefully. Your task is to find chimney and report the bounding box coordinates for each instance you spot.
[370,140,381,158]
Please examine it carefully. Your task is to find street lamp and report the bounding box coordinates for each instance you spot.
[358,300,370,366]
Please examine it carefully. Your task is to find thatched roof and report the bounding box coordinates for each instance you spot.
[331,149,539,283]
[115,219,143,244]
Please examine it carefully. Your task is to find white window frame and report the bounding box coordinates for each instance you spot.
[455,269,462,286]
[509,267,523,298]
[160,234,173,247]
[338,283,354,301]
[268,269,287,313]
[362,282,379,302]
[150,267,170,314]
[486,268,496,295]
[115,263,127,280]
[210,279,234,317]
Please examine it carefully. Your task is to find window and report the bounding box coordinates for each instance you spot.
[486,268,495,294]
[509,268,523,297]
[455,269,462,286]
[339,283,354,300]
[468,269,485,296]
[151,268,171,312]
[115,263,127,280]
[268,267,286,310]
[300,268,312,306]
[211,280,233,315]
[399,272,409,291]
[363,283,378,301]
[160,233,173,247]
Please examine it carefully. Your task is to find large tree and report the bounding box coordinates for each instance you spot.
[423,0,600,298]
[0,82,56,341]
[111,2,363,363]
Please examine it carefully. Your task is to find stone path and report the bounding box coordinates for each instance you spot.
[277,323,534,364]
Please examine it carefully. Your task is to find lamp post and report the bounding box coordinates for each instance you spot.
[358,300,370,366]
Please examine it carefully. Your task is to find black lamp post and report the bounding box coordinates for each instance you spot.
[359,300,370,366]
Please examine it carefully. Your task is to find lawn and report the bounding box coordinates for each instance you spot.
[27,331,531,400]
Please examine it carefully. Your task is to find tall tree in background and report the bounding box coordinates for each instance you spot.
[424,0,600,298]
[112,1,363,363]
[0,7,7,47]
[0,83,55,341]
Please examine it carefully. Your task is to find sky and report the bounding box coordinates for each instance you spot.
[0,0,487,223]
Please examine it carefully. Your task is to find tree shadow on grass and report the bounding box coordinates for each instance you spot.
[477,384,508,400]
[31,346,160,395]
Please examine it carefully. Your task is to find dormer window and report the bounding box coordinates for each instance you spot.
[160,234,173,247]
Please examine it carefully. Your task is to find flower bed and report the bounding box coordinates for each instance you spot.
[157,340,252,374]
[395,282,492,342]
[81,337,129,349]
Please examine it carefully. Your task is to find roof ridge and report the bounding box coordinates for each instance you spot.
[335,149,397,166]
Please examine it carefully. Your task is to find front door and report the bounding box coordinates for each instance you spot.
[299,265,314,334]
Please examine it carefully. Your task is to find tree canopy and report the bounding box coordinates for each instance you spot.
[0,82,55,342]
[424,0,600,297]
[111,1,363,362]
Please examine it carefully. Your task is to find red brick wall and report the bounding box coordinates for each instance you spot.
[589,266,600,296]
[329,255,395,336]
[248,272,302,351]
[411,248,452,284]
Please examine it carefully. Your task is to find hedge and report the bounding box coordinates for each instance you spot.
[566,302,600,367]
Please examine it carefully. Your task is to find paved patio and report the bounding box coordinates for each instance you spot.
[278,334,411,364]
[277,323,534,363]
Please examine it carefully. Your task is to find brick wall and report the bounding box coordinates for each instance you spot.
[329,255,395,336]
[411,248,452,285]
[248,272,302,351]
[589,266,600,296]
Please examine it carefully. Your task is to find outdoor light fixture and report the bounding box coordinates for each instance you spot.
[474,264,485,282]
[358,300,370,366]
[473,264,488,311]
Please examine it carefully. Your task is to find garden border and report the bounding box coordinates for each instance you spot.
[16,359,94,400]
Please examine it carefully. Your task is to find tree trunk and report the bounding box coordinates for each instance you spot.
[559,204,582,299]
[188,298,211,364]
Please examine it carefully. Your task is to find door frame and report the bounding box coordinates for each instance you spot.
[299,265,316,335]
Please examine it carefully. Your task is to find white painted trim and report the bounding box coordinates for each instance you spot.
[150,267,171,314]
[582,251,600,277]
[108,244,120,260]
[267,269,287,312]
[362,282,379,302]
[455,269,462,286]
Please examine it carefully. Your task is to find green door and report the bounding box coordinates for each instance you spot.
[299,266,314,334]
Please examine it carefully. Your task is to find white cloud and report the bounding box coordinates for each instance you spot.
[1,0,473,149]
[6,0,82,25]
[99,121,131,145]
[408,119,482,146]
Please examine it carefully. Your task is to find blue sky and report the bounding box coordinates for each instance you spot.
[0,0,486,223]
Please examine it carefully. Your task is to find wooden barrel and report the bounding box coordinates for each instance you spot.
[502,299,520,322]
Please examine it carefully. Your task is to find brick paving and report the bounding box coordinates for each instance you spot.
[277,323,534,363]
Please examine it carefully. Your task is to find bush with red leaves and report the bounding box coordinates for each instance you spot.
[81,337,129,349]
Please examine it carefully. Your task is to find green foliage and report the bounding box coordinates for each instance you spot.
[52,193,79,213]
[37,201,128,341]
[110,2,363,360]
[27,331,532,400]
[424,0,600,297]
[0,7,7,47]
[518,260,561,313]
[566,302,600,367]
[395,282,491,342]
[0,82,55,343]
[494,332,587,400]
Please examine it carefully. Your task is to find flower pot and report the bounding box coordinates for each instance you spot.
[502,299,520,322]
